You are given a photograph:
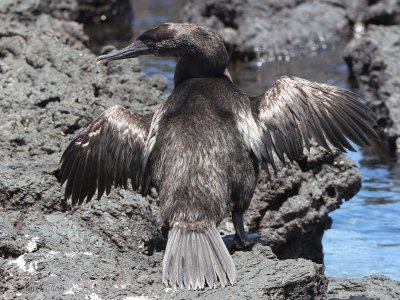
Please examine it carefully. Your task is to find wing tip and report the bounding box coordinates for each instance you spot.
[256,75,382,169]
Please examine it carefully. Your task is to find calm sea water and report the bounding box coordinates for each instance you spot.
[92,0,400,280]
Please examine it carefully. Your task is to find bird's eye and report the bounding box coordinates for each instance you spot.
[137,31,156,43]
[143,38,155,44]
[138,26,175,44]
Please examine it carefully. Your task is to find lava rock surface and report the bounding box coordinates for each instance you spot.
[1,1,397,299]
[345,25,400,155]
[180,0,350,61]
[327,275,400,300]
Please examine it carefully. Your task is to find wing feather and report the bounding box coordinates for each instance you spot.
[251,76,379,171]
[60,105,151,205]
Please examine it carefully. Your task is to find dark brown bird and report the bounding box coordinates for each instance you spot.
[59,22,379,290]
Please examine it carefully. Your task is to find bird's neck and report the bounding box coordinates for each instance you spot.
[174,48,229,86]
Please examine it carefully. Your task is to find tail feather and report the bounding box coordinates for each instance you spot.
[198,232,218,288]
[208,227,236,286]
[183,230,193,287]
[162,223,236,290]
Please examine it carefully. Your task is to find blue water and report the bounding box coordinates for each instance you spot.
[100,0,400,280]
[324,145,400,279]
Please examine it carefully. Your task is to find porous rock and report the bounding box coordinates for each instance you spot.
[0,0,132,23]
[0,6,165,298]
[346,0,400,26]
[344,25,400,155]
[180,0,349,61]
[327,275,400,300]
[0,2,374,299]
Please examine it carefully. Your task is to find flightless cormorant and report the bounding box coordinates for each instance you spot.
[60,22,379,290]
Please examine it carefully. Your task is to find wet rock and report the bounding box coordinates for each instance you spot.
[0,0,79,22]
[0,0,133,52]
[327,275,400,299]
[344,25,400,154]
[78,0,134,54]
[77,0,132,24]
[0,1,381,299]
[346,0,400,26]
[0,0,133,24]
[181,0,349,61]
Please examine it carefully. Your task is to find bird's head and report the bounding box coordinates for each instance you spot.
[97,23,230,85]
[96,22,228,64]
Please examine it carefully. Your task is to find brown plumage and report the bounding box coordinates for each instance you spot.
[60,106,152,204]
[59,22,379,290]
[251,76,379,175]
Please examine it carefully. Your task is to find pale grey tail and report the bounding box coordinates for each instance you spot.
[162,222,236,290]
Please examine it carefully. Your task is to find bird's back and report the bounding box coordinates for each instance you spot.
[149,77,253,225]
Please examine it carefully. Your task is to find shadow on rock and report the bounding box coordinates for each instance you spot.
[1,0,396,299]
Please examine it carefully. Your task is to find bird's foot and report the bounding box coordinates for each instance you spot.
[227,233,258,252]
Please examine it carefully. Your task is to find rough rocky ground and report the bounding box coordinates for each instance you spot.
[0,0,134,54]
[346,0,400,26]
[0,0,132,23]
[328,276,400,300]
[181,0,350,62]
[344,25,400,156]
[1,1,399,299]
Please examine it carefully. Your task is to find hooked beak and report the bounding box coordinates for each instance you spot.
[96,40,153,64]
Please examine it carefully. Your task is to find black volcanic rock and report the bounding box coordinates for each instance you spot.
[0,0,132,23]
[180,0,349,61]
[344,25,400,155]
[346,0,400,26]
[1,1,397,299]
[328,275,400,299]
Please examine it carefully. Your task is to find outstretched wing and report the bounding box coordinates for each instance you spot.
[60,105,152,205]
[251,76,379,174]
